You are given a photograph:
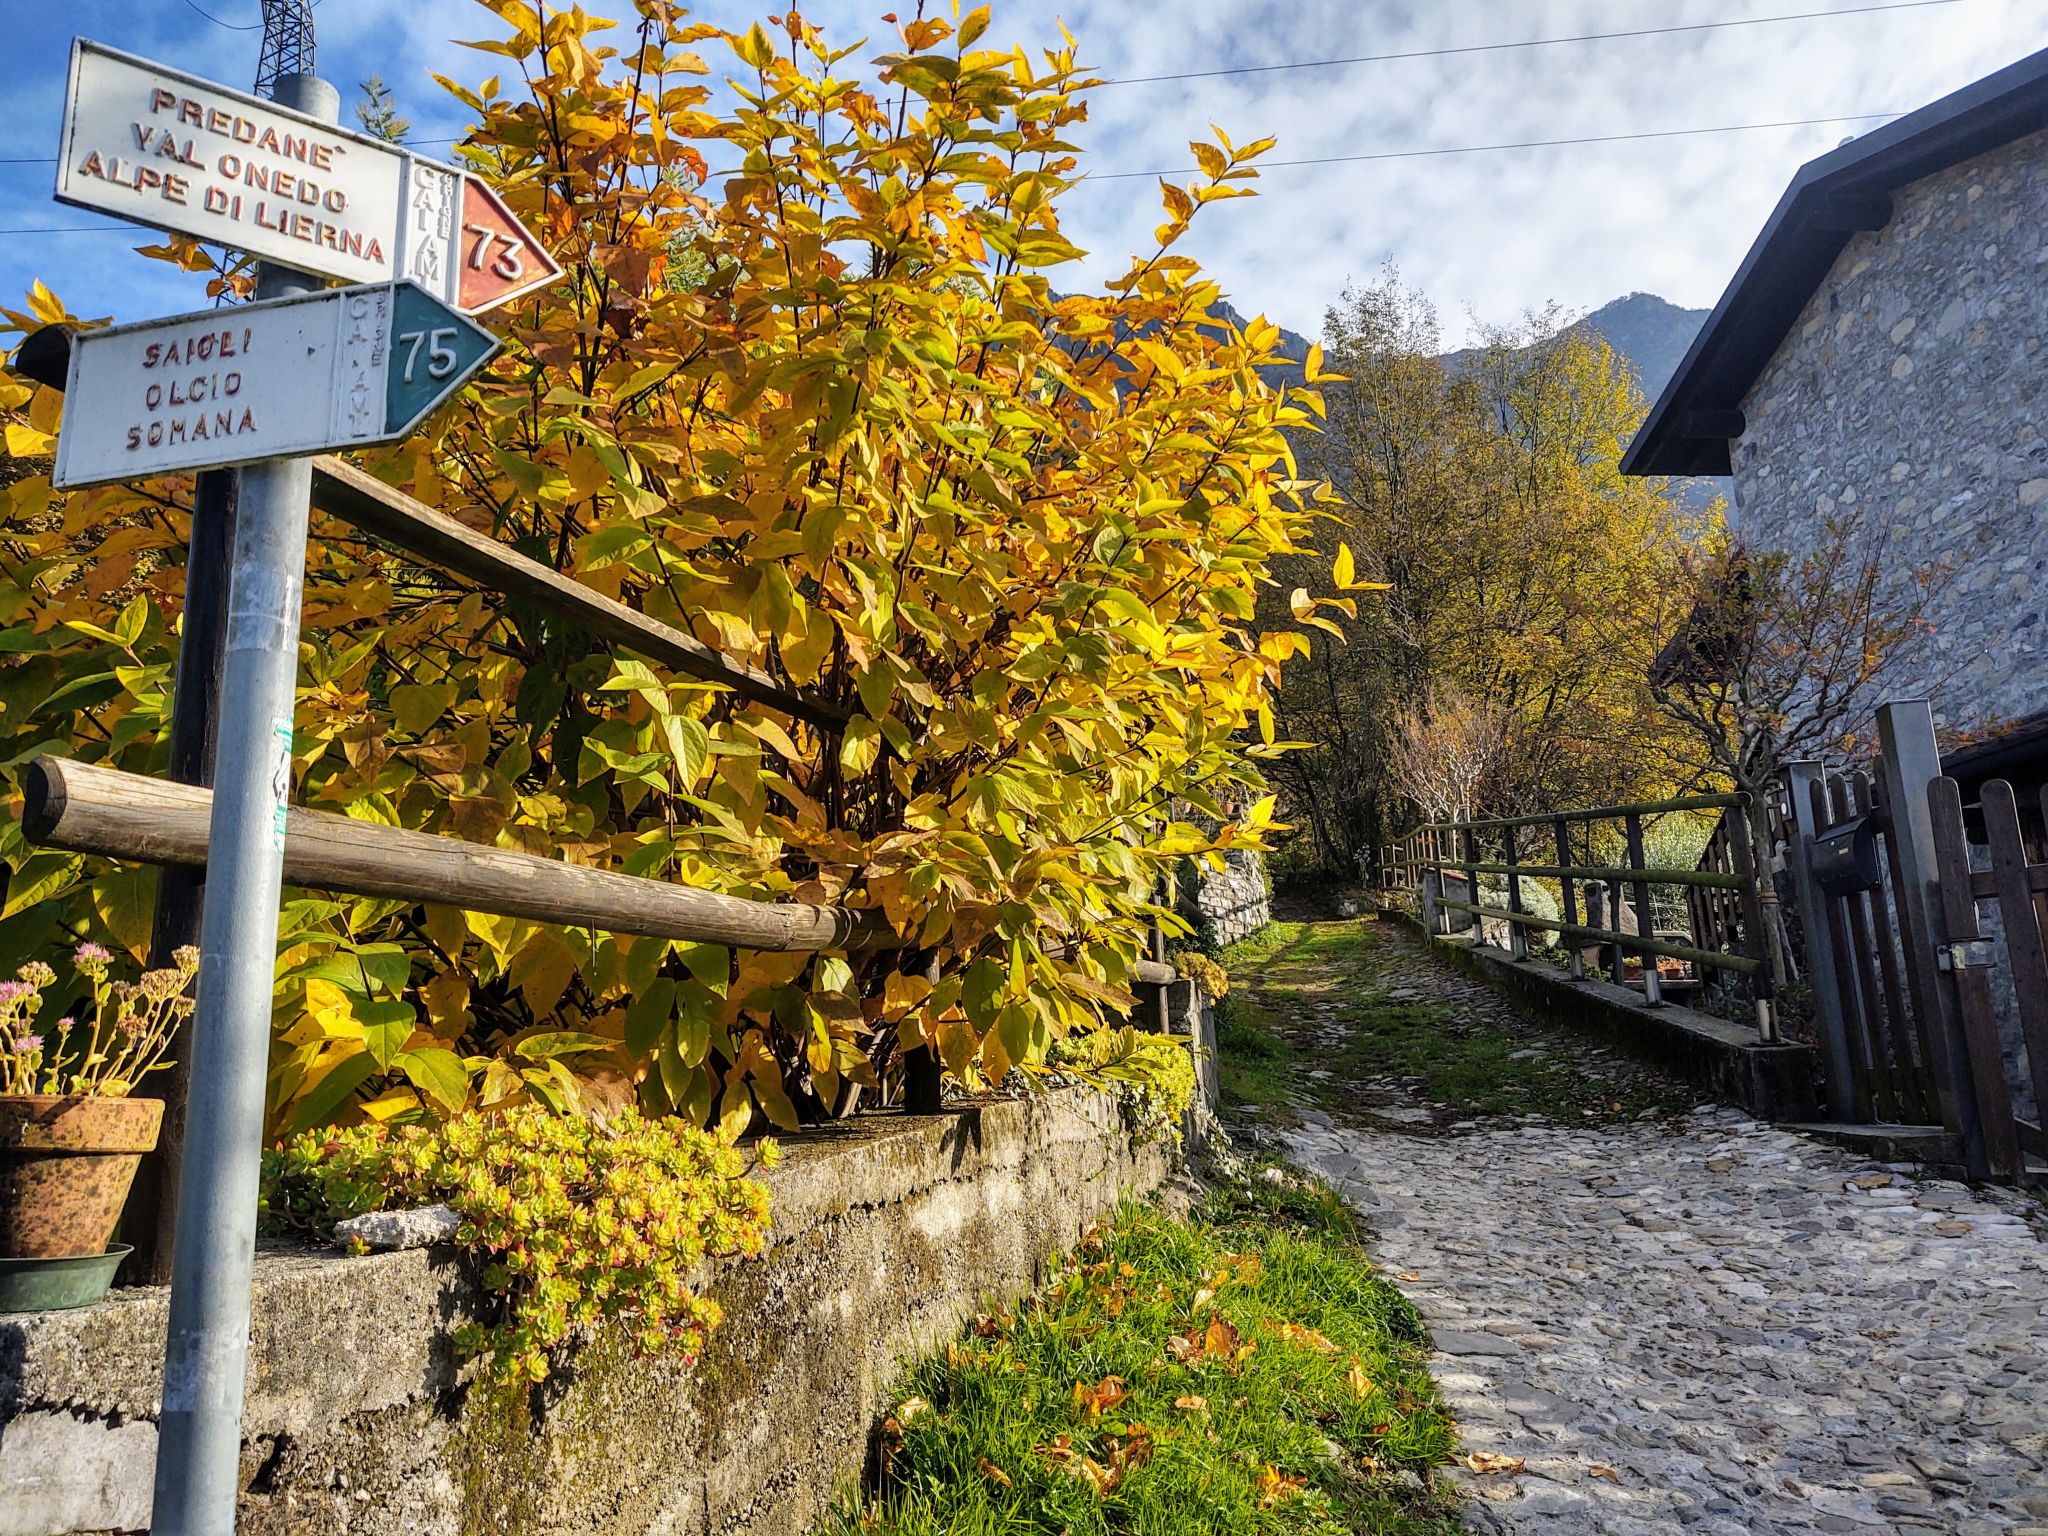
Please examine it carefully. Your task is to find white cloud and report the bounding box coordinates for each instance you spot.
[3,0,2040,343]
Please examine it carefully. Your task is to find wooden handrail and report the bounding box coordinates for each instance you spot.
[1419,792,1745,835]
[26,757,896,953]
[23,757,1181,987]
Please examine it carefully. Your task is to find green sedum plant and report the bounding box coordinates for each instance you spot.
[1051,1027,1198,1142]
[261,1103,777,1385]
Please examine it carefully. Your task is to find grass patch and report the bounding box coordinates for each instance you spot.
[1216,919,1684,1126]
[825,1173,1460,1536]
[1215,991,1299,1120]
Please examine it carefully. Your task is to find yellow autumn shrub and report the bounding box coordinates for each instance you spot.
[0,1,1347,1135]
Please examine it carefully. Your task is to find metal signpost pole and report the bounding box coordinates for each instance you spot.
[146,68,336,1536]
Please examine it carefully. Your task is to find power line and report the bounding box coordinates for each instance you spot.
[1094,0,1965,86]
[1080,112,1905,180]
[0,109,1907,233]
[176,0,262,31]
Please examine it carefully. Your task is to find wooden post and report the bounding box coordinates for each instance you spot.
[1782,761,1861,1118]
[1877,700,1984,1171]
[1625,812,1662,1006]
[124,467,237,1284]
[1927,775,2021,1177]
[1503,822,1528,961]
[1555,816,1585,981]
[1459,813,1482,947]
[1725,800,1776,1042]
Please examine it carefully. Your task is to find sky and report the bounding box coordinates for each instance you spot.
[1,0,2043,347]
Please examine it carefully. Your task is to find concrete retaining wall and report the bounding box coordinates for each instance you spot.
[0,1089,1173,1536]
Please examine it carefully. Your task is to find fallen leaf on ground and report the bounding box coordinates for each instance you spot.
[1461,1451,1526,1475]
[1072,1375,1126,1420]
[977,1457,1012,1487]
[895,1396,931,1426]
[1174,1394,1209,1413]
[1588,1464,1620,1482]
[1346,1361,1375,1400]
[1255,1465,1307,1506]
[1275,1321,1337,1352]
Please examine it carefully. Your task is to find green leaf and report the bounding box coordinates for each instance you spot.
[513,1030,615,1060]
[393,1047,470,1114]
[388,682,457,735]
[112,594,149,648]
[625,978,677,1058]
[357,999,418,1070]
[89,864,156,959]
[3,850,84,920]
[287,1048,379,1132]
[664,715,709,788]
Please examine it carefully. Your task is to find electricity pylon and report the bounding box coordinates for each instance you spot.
[255,0,316,97]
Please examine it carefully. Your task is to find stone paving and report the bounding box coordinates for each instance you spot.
[1264,929,2048,1535]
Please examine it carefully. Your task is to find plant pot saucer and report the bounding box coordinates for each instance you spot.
[0,1244,132,1313]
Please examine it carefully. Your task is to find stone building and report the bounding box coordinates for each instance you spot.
[1622,45,2048,763]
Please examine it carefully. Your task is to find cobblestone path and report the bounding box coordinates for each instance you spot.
[1241,920,2048,1535]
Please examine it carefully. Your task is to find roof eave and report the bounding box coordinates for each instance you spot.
[1621,45,2048,480]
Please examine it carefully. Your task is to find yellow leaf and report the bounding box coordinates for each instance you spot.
[1333,542,1355,589]
[733,20,775,67]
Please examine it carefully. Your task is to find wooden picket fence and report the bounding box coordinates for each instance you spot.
[1381,699,2047,1183]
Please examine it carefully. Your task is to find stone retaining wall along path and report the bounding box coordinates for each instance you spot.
[1268,929,2048,1536]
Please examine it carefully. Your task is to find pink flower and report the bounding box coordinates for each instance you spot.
[74,943,113,969]
[14,1034,42,1052]
[0,982,29,1005]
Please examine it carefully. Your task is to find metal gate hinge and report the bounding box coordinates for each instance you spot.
[1937,940,1998,971]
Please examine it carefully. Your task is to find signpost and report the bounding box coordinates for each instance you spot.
[56,39,559,312]
[52,281,497,489]
[31,35,552,1536]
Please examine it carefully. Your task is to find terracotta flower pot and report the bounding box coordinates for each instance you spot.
[0,1095,163,1260]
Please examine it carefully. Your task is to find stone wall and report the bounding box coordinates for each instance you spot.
[1731,126,2048,737]
[1179,849,1271,949]
[0,1088,1176,1536]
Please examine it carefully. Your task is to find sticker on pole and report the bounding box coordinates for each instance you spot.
[51,281,499,489]
[54,39,558,310]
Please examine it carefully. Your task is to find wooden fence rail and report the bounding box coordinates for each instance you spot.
[23,756,1180,986]
[1388,791,1770,1021]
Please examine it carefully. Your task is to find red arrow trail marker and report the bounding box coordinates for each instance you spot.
[56,39,558,313]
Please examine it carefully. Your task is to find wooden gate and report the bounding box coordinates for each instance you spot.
[1777,701,2045,1181]
[1926,773,2048,1177]
[1782,765,1942,1126]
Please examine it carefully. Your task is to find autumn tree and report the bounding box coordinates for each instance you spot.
[0,2,1349,1133]
[1642,510,1947,800]
[1380,687,1509,826]
[1267,270,1708,874]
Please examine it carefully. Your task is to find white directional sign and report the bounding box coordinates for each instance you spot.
[52,281,499,489]
[55,40,558,312]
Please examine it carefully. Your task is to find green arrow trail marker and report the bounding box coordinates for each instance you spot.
[53,280,498,490]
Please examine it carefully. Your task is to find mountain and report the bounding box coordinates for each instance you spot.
[1224,291,1708,406]
[1574,292,1709,404]
[1437,292,1709,403]
[1234,291,1725,510]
